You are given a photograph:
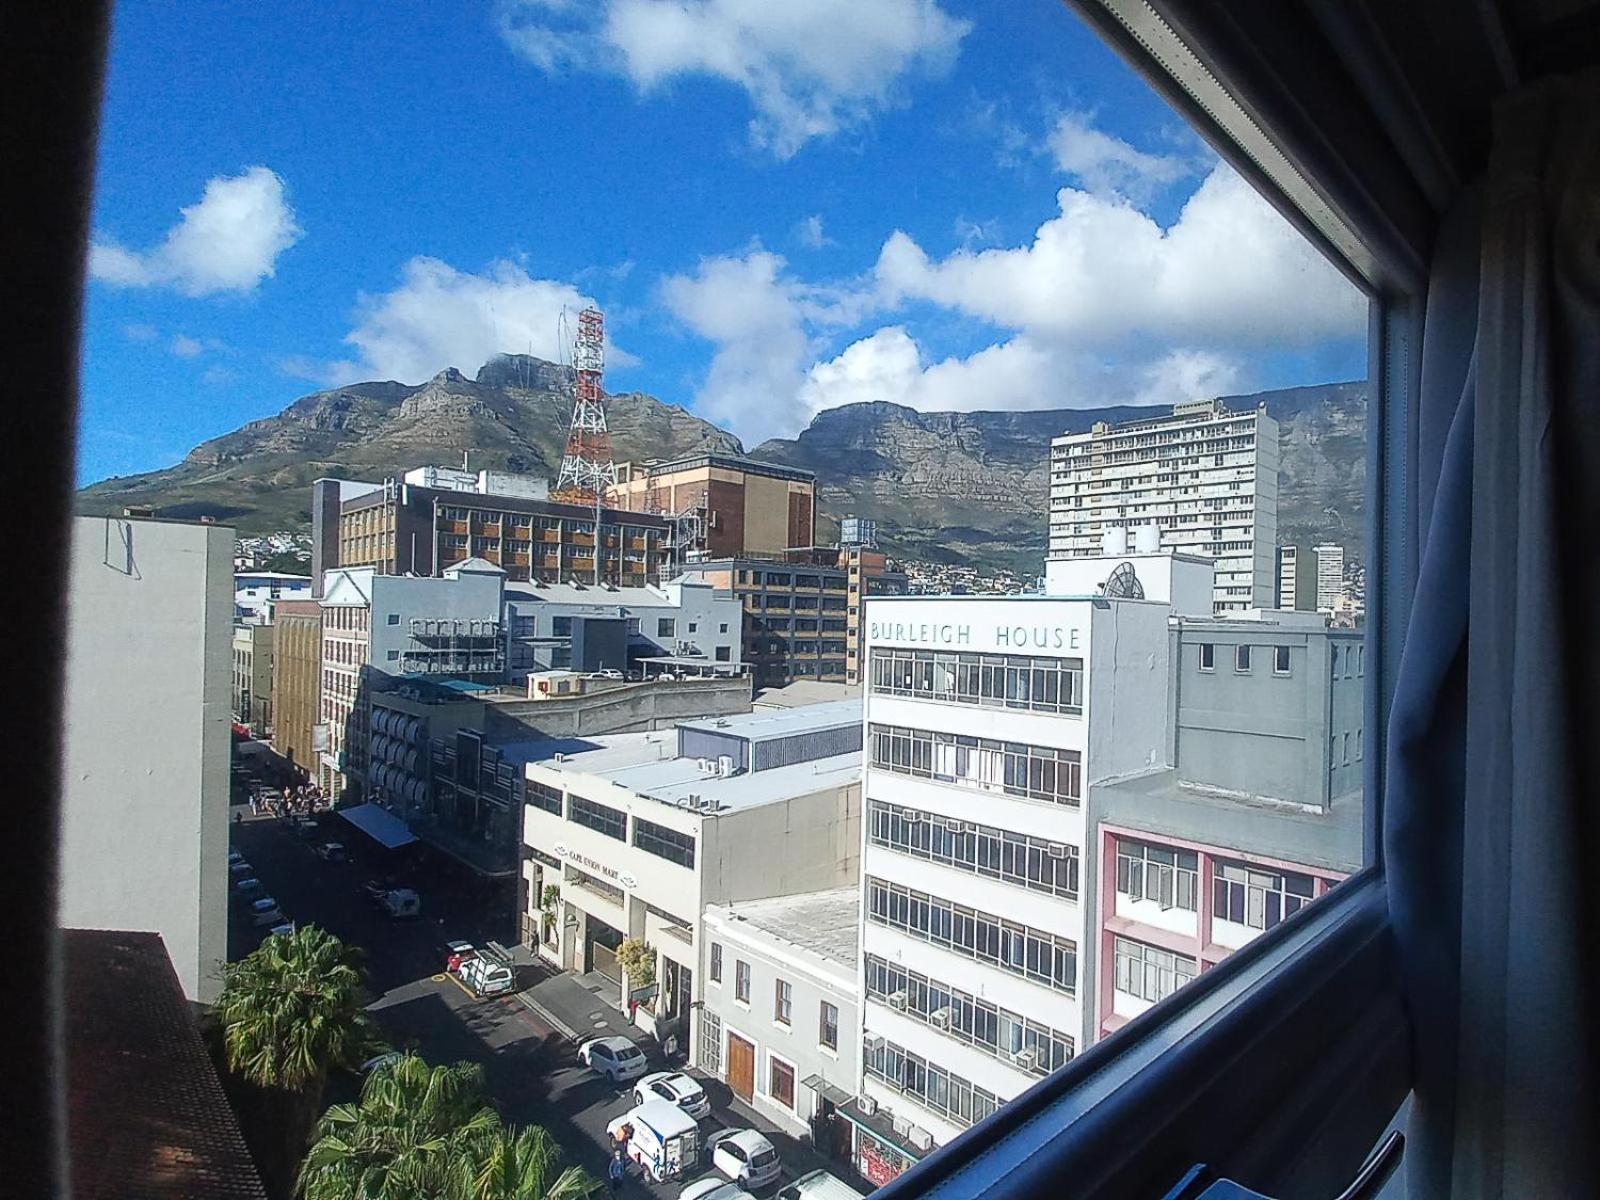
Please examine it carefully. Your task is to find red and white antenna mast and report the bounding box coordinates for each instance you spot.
[553,307,615,504]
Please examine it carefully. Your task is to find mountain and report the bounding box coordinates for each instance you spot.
[750,380,1368,574]
[77,358,1367,573]
[77,355,740,533]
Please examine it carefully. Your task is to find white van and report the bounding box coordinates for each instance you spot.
[608,1098,701,1182]
[776,1170,867,1200]
[459,955,515,997]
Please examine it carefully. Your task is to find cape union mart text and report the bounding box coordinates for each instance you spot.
[868,622,1083,651]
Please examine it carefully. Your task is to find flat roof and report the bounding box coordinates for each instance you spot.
[505,581,681,606]
[524,732,860,813]
[339,802,418,848]
[752,680,862,709]
[676,697,861,742]
[709,887,859,968]
[628,451,815,483]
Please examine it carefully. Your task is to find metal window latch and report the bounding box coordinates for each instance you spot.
[1161,1131,1403,1200]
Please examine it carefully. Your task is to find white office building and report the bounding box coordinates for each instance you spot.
[1047,399,1280,612]
[850,555,1204,1172]
[1314,542,1346,613]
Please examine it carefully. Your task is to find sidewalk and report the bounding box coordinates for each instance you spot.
[518,969,651,1049]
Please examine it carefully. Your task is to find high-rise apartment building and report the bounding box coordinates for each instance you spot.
[1047,399,1279,612]
[1276,544,1319,611]
[1314,542,1345,613]
[269,598,323,780]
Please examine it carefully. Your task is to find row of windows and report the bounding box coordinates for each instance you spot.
[869,724,1082,807]
[869,649,1084,715]
[868,800,1080,902]
[1116,841,1199,911]
[864,954,1074,1077]
[864,1034,1000,1132]
[568,796,626,841]
[1197,642,1293,675]
[633,817,695,869]
[866,877,1077,995]
[1113,936,1198,1005]
[707,945,839,1052]
[528,780,563,815]
[1215,863,1315,930]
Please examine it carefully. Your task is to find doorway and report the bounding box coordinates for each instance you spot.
[727,1032,756,1102]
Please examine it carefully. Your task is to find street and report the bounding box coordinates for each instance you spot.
[226,805,855,1198]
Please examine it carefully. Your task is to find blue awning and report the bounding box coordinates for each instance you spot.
[337,803,417,849]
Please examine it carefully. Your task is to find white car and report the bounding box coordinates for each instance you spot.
[249,898,284,926]
[706,1129,781,1188]
[229,860,254,876]
[234,877,264,899]
[636,1071,711,1120]
[579,1035,648,1082]
[227,850,244,866]
[679,1180,754,1200]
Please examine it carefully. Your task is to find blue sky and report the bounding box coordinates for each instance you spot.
[80,0,1366,484]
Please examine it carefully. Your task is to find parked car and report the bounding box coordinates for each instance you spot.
[269,920,296,937]
[229,859,254,876]
[312,841,347,862]
[579,1035,649,1082]
[227,850,244,866]
[442,940,476,971]
[635,1071,711,1120]
[233,877,264,900]
[380,887,421,919]
[458,955,516,997]
[679,1180,754,1200]
[705,1129,782,1189]
[249,898,284,926]
[589,668,625,680]
[775,1172,866,1200]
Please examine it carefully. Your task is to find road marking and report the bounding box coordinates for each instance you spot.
[431,973,447,982]
[445,973,477,998]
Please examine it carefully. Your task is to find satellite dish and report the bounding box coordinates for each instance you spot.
[1103,561,1145,600]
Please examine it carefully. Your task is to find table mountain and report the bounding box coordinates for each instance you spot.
[77,358,1366,573]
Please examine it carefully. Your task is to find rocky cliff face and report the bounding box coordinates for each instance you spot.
[78,358,1367,573]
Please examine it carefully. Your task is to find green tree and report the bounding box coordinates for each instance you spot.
[218,925,380,1194]
[453,1125,599,1200]
[615,937,655,991]
[298,1054,500,1200]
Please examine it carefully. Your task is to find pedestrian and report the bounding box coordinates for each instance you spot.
[608,1149,625,1196]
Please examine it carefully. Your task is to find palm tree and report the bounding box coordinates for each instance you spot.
[453,1125,600,1200]
[299,1053,502,1200]
[218,925,380,1193]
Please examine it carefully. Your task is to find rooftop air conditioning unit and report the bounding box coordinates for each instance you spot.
[553,752,567,763]
[717,755,735,777]
[857,1091,879,1114]
[929,1006,952,1029]
[909,1127,934,1152]
[888,990,908,1011]
[698,757,714,772]
[891,1116,911,1138]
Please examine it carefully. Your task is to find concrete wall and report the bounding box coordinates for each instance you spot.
[701,786,861,906]
[1086,601,1173,784]
[366,569,505,666]
[59,517,233,1002]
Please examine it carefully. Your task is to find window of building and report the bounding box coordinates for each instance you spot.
[568,796,626,841]
[527,780,563,816]
[386,613,399,626]
[870,724,1082,808]
[625,617,640,635]
[632,817,694,868]
[1114,936,1199,1005]
[1116,839,1199,911]
[657,618,676,638]
[386,649,399,662]
[735,960,751,1004]
[869,799,1080,900]
[769,1055,796,1110]
[1213,862,1316,931]
[820,1001,838,1051]
[1274,645,1292,675]
[688,622,698,633]
[1235,644,1252,673]
[775,978,792,1025]
[863,1035,999,1131]
[718,622,729,633]
[715,646,731,662]
[1344,731,1352,764]
[710,942,722,984]
[1198,642,1215,671]
[551,616,572,638]
[868,649,1084,715]
[1357,729,1364,760]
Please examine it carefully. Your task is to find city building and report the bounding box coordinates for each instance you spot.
[699,888,860,1149]
[681,554,908,688]
[365,670,752,878]
[1275,544,1318,611]
[317,557,507,797]
[850,563,1194,1170]
[503,578,744,677]
[64,929,266,1199]
[1314,542,1346,613]
[59,515,233,1002]
[521,701,864,1052]
[310,472,674,589]
[1048,398,1280,611]
[1089,611,1364,1040]
[234,569,312,623]
[607,452,817,562]
[269,598,323,781]
[231,621,273,733]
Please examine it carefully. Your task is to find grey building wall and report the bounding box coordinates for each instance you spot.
[677,725,750,771]
[366,568,506,667]
[310,479,341,598]
[59,517,234,1002]
[1086,600,1173,783]
[752,725,863,772]
[571,616,628,673]
[702,786,862,907]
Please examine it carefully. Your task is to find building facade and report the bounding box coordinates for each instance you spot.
[608,453,817,562]
[1314,542,1346,613]
[852,590,1175,1167]
[1275,544,1318,611]
[700,889,860,1147]
[59,516,234,1002]
[234,571,312,624]
[269,599,323,779]
[522,703,863,1051]
[231,621,274,732]
[1048,399,1280,612]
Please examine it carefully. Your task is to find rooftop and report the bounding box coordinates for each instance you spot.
[505,580,703,608]
[64,929,267,1200]
[626,451,815,483]
[752,680,862,709]
[676,697,861,742]
[1093,767,1364,873]
[709,887,860,968]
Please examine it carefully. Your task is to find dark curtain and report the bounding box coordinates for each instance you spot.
[1385,69,1600,1198]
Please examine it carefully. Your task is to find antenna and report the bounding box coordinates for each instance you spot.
[553,306,616,585]
[1103,561,1145,600]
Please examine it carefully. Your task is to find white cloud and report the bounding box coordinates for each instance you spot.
[89,166,303,297]
[333,256,603,385]
[876,163,1365,348]
[169,334,203,358]
[794,214,833,249]
[499,0,969,157]
[1046,111,1193,201]
[123,322,159,343]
